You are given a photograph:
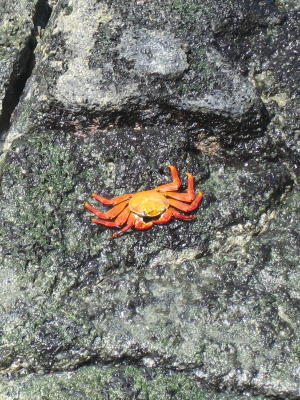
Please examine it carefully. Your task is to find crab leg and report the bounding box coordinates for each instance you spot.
[165,173,196,202]
[84,201,127,220]
[156,165,182,192]
[92,192,132,205]
[91,219,121,227]
[168,192,204,212]
[112,212,136,237]
[154,207,197,225]
[134,217,154,231]
[172,209,197,220]
[114,206,131,226]
[89,206,130,229]
[91,209,133,236]
[153,207,174,225]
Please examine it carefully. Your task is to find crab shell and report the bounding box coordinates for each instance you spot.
[129,190,169,217]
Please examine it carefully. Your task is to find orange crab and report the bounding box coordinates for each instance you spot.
[84,165,203,237]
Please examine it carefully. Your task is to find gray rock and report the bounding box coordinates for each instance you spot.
[119,29,188,77]
[0,0,50,140]
[0,0,299,399]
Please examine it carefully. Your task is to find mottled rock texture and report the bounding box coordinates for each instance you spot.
[0,0,50,138]
[0,0,299,399]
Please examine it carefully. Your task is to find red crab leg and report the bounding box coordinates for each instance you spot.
[134,217,154,231]
[114,206,131,226]
[92,192,132,205]
[84,201,127,220]
[156,165,182,192]
[153,207,174,224]
[89,206,130,229]
[172,208,197,220]
[91,219,121,227]
[165,173,196,202]
[154,207,197,225]
[89,209,134,237]
[168,192,204,212]
[112,212,136,237]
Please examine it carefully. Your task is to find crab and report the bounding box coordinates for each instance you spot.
[84,165,204,237]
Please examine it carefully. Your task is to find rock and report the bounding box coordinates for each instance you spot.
[0,0,299,399]
[0,0,51,142]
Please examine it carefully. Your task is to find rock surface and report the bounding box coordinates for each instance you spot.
[0,0,50,140]
[0,0,299,399]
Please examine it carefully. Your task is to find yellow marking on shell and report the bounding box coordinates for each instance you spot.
[129,190,169,217]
